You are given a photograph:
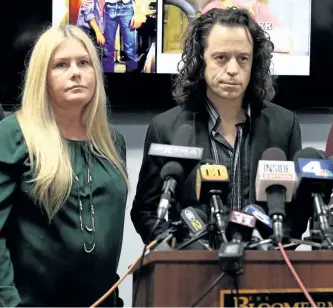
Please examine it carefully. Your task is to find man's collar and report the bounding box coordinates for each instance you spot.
[205,98,251,121]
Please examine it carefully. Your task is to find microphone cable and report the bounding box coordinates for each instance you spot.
[90,239,319,307]
[132,218,164,306]
[277,242,317,308]
[176,230,209,250]
[90,239,158,307]
[287,238,323,249]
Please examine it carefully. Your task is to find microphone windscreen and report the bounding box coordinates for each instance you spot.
[294,147,329,161]
[160,161,184,182]
[261,147,287,161]
[318,150,328,159]
[180,160,215,207]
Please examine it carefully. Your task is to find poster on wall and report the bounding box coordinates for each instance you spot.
[53,0,311,75]
[156,0,312,76]
[52,0,157,73]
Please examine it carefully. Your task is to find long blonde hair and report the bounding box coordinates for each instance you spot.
[16,25,128,220]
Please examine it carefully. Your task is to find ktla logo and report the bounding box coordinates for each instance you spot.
[199,164,229,181]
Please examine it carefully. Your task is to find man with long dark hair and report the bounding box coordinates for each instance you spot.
[131,8,306,244]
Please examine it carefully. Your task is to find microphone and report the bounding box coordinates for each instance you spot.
[148,124,203,162]
[179,159,216,208]
[180,206,208,236]
[218,211,256,274]
[157,161,185,219]
[294,147,333,247]
[153,207,210,252]
[226,210,257,242]
[242,204,273,239]
[151,124,202,223]
[177,206,212,250]
[135,125,198,307]
[195,162,229,241]
[255,148,297,243]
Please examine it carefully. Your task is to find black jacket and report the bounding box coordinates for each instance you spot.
[131,102,307,244]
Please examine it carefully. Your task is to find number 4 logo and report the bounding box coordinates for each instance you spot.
[302,161,321,174]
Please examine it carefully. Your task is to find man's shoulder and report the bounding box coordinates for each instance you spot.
[152,105,193,127]
[261,102,296,121]
[149,105,196,142]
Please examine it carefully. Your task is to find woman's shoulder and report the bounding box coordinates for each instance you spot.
[0,112,19,126]
[109,126,126,161]
[111,127,125,145]
[0,113,27,162]
[0,113,24,142]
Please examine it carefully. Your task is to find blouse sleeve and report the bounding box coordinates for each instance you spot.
[111,127,127,166]
[0,115,27,306]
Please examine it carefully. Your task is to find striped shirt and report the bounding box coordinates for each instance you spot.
[206,99,251,211]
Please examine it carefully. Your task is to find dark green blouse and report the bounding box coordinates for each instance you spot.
[0,114,128,307]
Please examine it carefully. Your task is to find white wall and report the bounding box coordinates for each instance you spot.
[112,111,333,307]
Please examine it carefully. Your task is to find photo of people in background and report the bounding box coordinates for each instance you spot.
[202,0,293,54]
[158,0,311,75]
[57,0,157,73]
[53,0,311,75]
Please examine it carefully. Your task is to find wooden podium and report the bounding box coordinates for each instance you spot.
[132,250,333,307]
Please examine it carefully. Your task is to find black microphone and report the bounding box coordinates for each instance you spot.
[195,162,230,242]
[255,148,296,243]
[180,206,208,236]
[218,210,256,274]
[177,207,212,250]
[134,125,200,307]
[294,147,333,248]
[157,161,185,219]
[179,159,216,208]
[153,206,211,251]
[151,124,202,221]
[242,204,273,239]
[225,210,257,242]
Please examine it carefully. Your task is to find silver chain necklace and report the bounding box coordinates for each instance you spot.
[73,146,96,253]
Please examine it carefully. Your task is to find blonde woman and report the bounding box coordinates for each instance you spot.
[0,24,128,306]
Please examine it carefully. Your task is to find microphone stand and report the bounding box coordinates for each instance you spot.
[311,193,333,249]
[209,190,228,244]
[303,217,327,250]
[208,211,220,250]
[167,198,186,247]
[151,198,185,252]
